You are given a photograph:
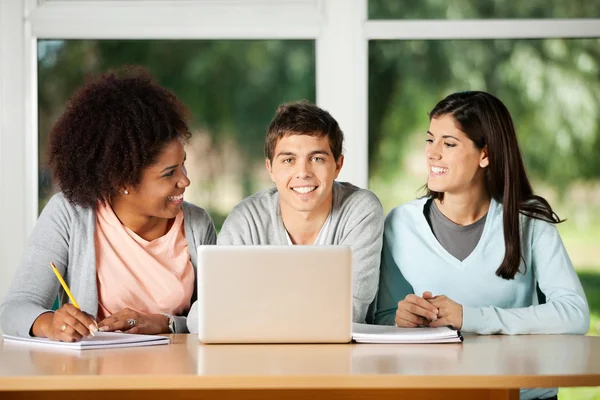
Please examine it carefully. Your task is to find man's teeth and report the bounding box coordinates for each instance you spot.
[168,194,183,201]
[431,166,448,174]
[292,186,316,194]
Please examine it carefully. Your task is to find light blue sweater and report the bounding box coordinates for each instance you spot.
[375,197,590,400]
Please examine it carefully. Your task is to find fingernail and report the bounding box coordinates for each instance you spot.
[88,324,98,334]
[97,326,107,332]
[434,308,439,314]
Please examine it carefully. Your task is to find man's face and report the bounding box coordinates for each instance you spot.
[266,133,343,217]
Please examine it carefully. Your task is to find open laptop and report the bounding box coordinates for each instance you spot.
[195,245,353,344]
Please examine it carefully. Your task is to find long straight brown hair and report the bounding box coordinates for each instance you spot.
[426,91,562,280]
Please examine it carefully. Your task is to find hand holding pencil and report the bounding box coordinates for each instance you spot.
[30,263,98,342]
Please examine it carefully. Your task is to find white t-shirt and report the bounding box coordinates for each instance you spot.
[285,213,332,245]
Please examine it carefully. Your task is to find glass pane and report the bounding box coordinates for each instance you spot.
[369,38,600,341]
[369,39,599,400]
[369,0,600,19]
[38,40,315,230]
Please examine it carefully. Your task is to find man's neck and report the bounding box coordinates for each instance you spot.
[280,200,332,245]
[435,189,491,226]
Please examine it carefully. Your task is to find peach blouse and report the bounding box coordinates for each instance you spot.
[95,203,194,320]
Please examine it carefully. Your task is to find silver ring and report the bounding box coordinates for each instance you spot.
[127,318,137,327]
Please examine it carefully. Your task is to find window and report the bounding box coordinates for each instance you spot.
[368,36,600,399]
[370,0,600,19]
[38,39,315,229]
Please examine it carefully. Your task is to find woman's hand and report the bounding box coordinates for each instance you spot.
[426,294,463,330]
[395,291,440,328]
[32,304,98,342]
[98,308,169,334]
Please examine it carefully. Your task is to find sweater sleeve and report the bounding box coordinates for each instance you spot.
[0,194,73,337]
[182,204,217,334]
[374,209,416,326]
[217,206,256,245]
[189,199,267,333]
[339,191,384,324]
[462,220,590,335]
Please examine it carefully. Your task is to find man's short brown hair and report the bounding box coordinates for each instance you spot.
[264,101,344,162]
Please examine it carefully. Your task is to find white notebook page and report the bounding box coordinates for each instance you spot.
[352,323,462,343]
[2,331,170,350]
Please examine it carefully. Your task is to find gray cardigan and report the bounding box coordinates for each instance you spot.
[189,181,384,326]
[0,193,216,337]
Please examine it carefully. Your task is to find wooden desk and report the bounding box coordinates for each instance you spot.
[1,334,599,400]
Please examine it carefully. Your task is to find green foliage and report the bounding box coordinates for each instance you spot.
[577,270,600,336]
[369,0,600,19]
[368,38,600,192]
[559,387,600,400]
[38,40,315,211]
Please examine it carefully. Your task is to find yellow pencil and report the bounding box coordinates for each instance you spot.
[50,262,80,309]
[49,262,98,335]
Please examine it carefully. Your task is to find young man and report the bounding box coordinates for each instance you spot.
[216,101,384,324]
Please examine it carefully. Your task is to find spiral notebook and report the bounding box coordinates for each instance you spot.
[352,323,463,344]
[2,331,170,350]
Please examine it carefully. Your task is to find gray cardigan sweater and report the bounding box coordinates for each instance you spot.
[187,181,384,330]
[0,193,216,337]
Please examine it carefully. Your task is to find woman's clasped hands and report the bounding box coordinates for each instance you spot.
[395,291,463,330]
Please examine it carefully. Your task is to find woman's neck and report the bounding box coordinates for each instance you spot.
[435,190,491,226]
[109,201,171,242]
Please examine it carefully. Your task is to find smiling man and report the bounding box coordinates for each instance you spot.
[217,101,384,323]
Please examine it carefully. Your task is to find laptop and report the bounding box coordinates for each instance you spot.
[195,245,353,343]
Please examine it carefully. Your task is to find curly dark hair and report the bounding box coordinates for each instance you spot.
[48,66,191,209]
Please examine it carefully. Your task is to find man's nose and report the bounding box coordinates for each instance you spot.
[295,159,313,178]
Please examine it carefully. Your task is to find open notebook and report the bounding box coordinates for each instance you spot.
[352,323,463,344]
[2,332,170,350]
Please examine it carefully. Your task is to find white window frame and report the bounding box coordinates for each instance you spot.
[1,0,599,303]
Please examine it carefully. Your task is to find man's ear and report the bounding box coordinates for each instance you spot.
[334,155,344,179]
[265,158,275,183]
[479,147,489,168]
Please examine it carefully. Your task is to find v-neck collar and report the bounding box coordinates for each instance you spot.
[416,197,500,268]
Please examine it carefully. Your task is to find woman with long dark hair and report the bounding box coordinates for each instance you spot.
[375,91,589,400]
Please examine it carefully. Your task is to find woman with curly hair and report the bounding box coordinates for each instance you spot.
[0,67,216,341]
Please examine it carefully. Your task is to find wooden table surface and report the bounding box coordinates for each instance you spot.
[1,333,599,399]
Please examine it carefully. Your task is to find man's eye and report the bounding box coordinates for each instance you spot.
[282,158,293,164]
[312,157,324,162]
